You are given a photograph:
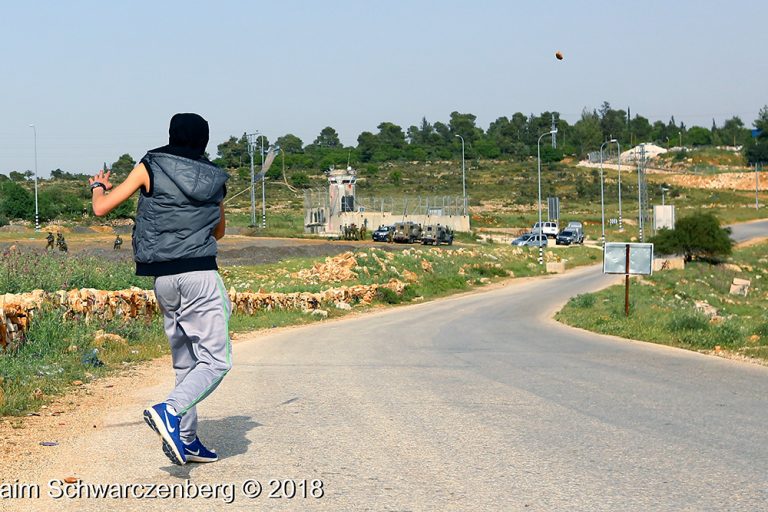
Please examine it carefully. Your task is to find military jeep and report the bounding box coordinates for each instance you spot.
[421,224,454,246]
[392,221,422,243]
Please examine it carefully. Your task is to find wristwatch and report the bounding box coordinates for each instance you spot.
[90,182,107,191]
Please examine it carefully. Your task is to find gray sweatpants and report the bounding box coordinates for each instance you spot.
[153,270,232,444]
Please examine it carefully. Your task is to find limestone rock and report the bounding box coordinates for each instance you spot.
[729,278,751,296]
[546,262,566,274]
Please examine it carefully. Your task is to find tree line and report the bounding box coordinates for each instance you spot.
[1,104,766,224]
[212,103,767,173]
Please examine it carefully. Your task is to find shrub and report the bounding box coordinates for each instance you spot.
[650,212,732,262]
[0,181,33,219]
[290,172,310,189]
[375,286,403,304]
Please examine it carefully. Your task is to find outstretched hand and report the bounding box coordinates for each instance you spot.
[89,170,113,190]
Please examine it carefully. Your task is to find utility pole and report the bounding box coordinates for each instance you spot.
[756,162,762,210]
[29,124,39,232]
[637,144,647,242]
[246,132,260,227]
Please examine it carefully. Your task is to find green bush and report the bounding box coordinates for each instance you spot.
[290,172,310,189]
[650,212,732,262]
[375,286,403,304]
[0,181,33,219]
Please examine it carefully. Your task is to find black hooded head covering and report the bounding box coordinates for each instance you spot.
[149,113,210,160]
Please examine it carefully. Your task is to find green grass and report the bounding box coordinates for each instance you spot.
[0,247,151,293]
[556,241,768,360]
[0,309,167,416]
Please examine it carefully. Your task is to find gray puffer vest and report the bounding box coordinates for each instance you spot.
[133,152,229,276]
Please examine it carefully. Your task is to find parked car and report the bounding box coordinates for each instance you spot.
[511,232,548,247]
[372,225,394,242]
[563,221,584,243]
[392,221,423,243]
[421,224,454,246]
[531,221,559,238]
[556,230,581,245]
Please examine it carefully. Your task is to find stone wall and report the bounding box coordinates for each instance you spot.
[0,280,406,351]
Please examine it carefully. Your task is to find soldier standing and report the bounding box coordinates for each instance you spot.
[114,234,123,250]
[46,232,55,250]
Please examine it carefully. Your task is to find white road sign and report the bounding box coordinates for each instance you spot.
[603,243,654,275]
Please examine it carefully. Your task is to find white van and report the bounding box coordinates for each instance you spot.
[532,221,559,238]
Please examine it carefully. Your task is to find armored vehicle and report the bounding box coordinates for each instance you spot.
[392,221,422,243]
[421,224,454,246]
[372,225,395,242]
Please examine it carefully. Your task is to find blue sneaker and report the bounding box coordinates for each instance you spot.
[143,403,186,465]
[183,437,219,463]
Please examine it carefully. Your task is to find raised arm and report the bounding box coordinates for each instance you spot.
[90,163,150,217]
[213,202,226,240]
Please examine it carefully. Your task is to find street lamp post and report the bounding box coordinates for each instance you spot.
[638,143,646,242]
[260,134,266,228]
[599,140,616,247]
[455,134,466,216]
[537,128,557,265]
[756,162,761,210]
[28,124,39,232]
[611,140,622,230]
[246,131,260,227]
[661,186,669,206]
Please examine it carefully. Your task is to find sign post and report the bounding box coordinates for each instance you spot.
[603,242,654,317]
[624,244,630,316]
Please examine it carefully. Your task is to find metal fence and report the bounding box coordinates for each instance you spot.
[304,189,467,217]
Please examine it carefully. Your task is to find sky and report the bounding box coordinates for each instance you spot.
[1,0,766,176]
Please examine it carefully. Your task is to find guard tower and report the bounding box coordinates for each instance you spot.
[327,166,357,215]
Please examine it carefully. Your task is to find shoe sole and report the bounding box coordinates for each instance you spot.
[143,409,186,466]
[185,454,219,463]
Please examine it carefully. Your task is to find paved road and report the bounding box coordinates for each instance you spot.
[728,219,768,243]
[11,260,768,511]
